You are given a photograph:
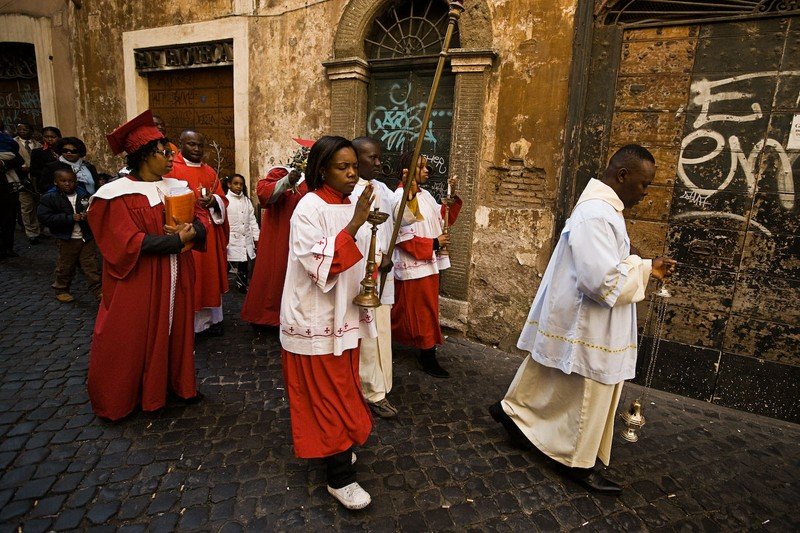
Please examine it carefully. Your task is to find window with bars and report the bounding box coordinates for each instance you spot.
[365,0,460,61]
[601,0,800,27]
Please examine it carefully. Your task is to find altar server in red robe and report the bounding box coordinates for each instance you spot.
[280,136,378,510]
[167,131,230,336]
[391,151,461,378]
[240,138,312,330]
[87,110,208,421]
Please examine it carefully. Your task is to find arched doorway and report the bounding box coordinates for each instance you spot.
[325,0,495,302]
[364,0,458,194]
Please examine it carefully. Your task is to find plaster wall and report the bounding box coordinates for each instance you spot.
[466,0,578,350]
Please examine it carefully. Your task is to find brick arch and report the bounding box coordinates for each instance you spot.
[333,0,494,59]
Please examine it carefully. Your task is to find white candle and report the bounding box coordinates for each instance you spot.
[447,181,451,197]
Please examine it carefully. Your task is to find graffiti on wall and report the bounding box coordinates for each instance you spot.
[0,81,41,127]
[367,82,444,152]
[677,71,800,235]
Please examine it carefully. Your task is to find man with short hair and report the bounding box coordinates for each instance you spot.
[167,130,230,335]
[152,114,179,154]
[490,144,676,495]
[14,122,42,244]
[351,137,414,418]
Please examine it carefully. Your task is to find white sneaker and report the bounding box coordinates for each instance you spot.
[327,482,371,510]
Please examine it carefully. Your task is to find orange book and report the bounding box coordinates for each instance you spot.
[164,188,196,252]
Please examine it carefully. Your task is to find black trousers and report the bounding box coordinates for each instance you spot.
[325,447,356,489]
[230,260,250,288]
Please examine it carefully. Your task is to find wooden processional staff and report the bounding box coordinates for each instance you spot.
[356,1,465,306]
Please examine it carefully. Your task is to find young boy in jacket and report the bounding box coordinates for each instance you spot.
[37,164,101,302]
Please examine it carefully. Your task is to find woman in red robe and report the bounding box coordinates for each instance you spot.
[86,110,208,421]
[280,136,377,510]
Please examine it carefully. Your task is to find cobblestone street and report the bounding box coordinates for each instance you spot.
[1,234,799,532]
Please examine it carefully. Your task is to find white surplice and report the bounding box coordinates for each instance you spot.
[279,192,377,357]
[517,178,652,385]
[351,178,415,402]
[391,187,450,281]
[503,178,653,468]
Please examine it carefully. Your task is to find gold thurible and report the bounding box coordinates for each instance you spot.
[353,208,390,308]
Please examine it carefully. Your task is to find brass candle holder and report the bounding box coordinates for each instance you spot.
[440,195,455,257]
[353,208,390,308]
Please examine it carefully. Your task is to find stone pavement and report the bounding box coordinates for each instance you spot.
[1,232,799,532]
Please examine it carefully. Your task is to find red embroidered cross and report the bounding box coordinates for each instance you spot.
[306,329,311,335]
[289,327,294,333]
[325,327,330,334]
[338,328,343,334]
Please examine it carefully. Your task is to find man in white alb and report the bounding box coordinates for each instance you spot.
[490,144,676,495]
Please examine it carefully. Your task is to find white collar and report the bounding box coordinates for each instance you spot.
[575,178,625,212]
[90,176,189,207]
[184,159,203,168]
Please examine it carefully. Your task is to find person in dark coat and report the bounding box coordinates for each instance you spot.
[41,137,100,195]
[30,126,62,194]
[37,163,101,302]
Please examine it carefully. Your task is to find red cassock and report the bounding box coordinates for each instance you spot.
[282,185,372,459]
[86,185,210,421]
[167,153,230,310]
[241,167,308,326]
[392,198,462,350]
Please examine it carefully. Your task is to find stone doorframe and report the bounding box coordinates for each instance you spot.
[0,15,58,126]
[121,18,250,176]
[324,0,496,302]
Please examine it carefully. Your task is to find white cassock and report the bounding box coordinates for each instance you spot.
[279,193,377,356]
[502,178,652,468]
[351,178,415,402]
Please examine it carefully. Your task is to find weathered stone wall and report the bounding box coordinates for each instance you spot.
[466,0,578,350]
[66,0,234,172]
[60,0,579,353]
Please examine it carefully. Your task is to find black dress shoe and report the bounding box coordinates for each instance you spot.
[29,237,40,245]
[171,392,205,404]
[563,468,623,495]
[489,402,533,450]
[417,353,449,378]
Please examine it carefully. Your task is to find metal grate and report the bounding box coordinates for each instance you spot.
[601,0,800,26]
[365,0,460,60]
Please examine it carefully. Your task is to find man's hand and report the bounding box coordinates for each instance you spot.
[379,253,393,274]
[73,213,86,222]
[346,183,374,237]
[197,194,216,209]
[437,233,450,248]
[652,257,677,281]
[288,169,301,187]
[629,244,642,257]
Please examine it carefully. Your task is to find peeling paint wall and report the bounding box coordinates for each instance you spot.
[59,0,579,353]
[466,0,578,350]
[575,17,800,422]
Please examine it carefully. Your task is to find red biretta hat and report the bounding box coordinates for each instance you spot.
[107,109,165,155]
